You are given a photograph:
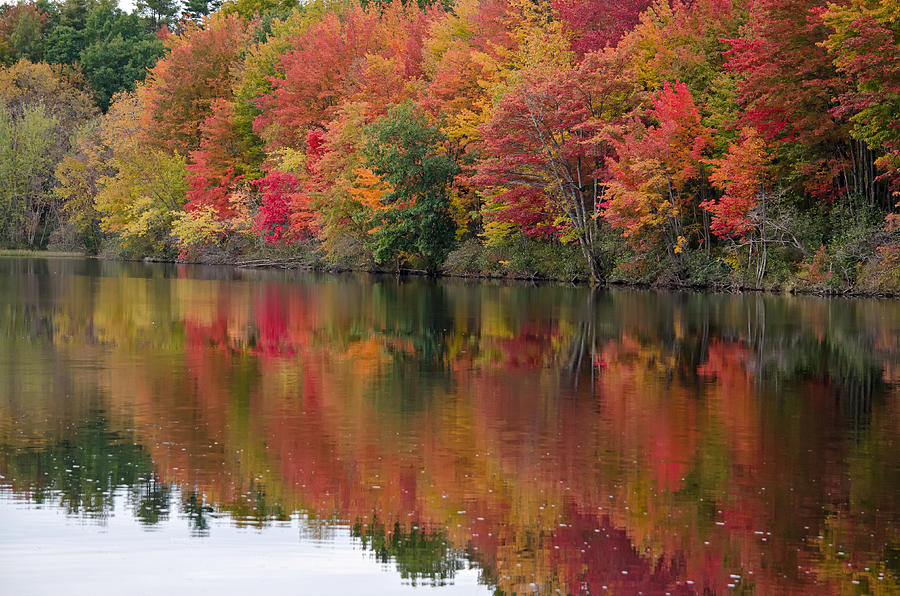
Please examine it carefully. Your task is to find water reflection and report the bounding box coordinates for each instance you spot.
[0,257,898,594]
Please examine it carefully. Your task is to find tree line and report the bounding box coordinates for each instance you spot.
[0,0,898,292]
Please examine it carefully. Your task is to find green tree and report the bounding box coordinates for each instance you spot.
[79,3,165,110]
[135,0,180,32]
[43,1,165,110]
[364,103,458,273]
[183,0,222,21]
[42,0,97,64]
[0,2,47,65]
[43,22,85,63]
[54,0,97,29]
[0,59,96,247]
[0,103,57,246]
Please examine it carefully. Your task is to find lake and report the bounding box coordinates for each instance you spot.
[0,256,897,595]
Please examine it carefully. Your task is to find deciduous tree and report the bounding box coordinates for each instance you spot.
[703,127,770,238]
[0,2,46,65]
[0,59,96,247]
[0,104,57,246]
[551,0,650,55]
[140,14,250,154]
[724,0,865,201]
[824,0,900,193]
[364,102,458,272]
[474,50,637,282]
[94,91,189,256]
[604,82,712,265]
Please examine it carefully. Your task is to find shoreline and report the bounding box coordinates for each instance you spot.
[6,250,895,299]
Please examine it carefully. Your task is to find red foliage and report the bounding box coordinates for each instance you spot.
[702,127,771,238]
[252,131,324,244]
[305,128,327,166]
[724,0,848,199]
[802,244,833,283]
[186,99,244,218]
[724,0,840,145]
[552,0,651,55]
[253,1,434,150]
[644,81,712,185]
[603,82,712,243]
[254,170,303,244]
[473,51,636,239]
[140,15,250,154]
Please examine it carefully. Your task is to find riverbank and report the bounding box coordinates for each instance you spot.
[14,247,897,299]
[183,236,900,298]
[0,249,87,258]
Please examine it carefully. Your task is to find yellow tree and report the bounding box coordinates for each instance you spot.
[94,91,188,257]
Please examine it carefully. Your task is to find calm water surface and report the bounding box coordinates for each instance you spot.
[0,257,898,595]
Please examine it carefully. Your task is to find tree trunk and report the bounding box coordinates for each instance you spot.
[579,237,605,285]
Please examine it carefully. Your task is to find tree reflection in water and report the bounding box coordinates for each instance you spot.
[0,257,897,594]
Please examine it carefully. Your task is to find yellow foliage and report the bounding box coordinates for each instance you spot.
[53,125,105,240]
[0,59,97,126]
[171,206,227,249]
[551,214,580,244]
[92,91,188,254]
[721,255,740,270]
[604,154,682,250]
[271,147,308,175]
[505,0,573,72]
[481,219,517,246]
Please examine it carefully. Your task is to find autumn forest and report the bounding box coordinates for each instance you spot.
[0,0,898,291]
